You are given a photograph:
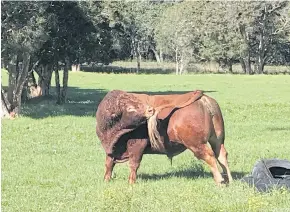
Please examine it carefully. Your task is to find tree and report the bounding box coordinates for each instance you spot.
[234,1,290,74]
[103,1,167,72]
[251,1,290,74]
[1,1,49,116]
[196,2,243,73]
[32,1,113,103]
[1,1,114,117]
[155,1,204,74]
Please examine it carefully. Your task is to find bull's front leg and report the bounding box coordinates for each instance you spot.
[127,139,148,184]
[104,155,115,182]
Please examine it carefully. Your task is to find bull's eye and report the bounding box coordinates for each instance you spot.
[126,105,137,112]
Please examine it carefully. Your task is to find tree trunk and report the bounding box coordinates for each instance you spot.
[7,53,31,115]
[37,64,53,96]
[1,87,10,118]
[240,52,252,75]
[175,48,179,75]
[28,71,37,87]
[55,67,61,104]
[60,58,70,104]
[256,33,266,74]
[244,54,252,75]
[228,59,233,73]
[136,42,141,74]
[258,60,265,74]
[255,59,265,75]
[159,49,163,63]
[239,24,253,75]
[137,53,141,74]
[72,64,80,72]
[179,62,184,75]
[149,44,161,63]
[179,54,184,75]
[1,57,9,70]
[152,48,161,63]
[7,55,18,108]
[240,58,246,74]
[21,80,28,103]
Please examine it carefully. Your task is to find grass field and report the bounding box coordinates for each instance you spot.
[2,71,290,211]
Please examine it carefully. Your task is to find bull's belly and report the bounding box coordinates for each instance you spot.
[144,140,186,157]
[113,139,186,163]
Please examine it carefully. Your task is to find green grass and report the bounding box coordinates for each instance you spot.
[2,71,290,211]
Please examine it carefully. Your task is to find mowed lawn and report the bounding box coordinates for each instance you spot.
[2,71,290,211]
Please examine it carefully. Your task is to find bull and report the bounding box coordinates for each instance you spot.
[96,89,233,186]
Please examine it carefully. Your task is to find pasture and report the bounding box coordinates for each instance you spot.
[2,71,290,211]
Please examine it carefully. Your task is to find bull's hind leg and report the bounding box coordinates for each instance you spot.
[208,112,233,183]
[218,144,233,183]
[127,139,147,184]
[209,136,233,184]
[188,143,225,186]
[104,155,115,182]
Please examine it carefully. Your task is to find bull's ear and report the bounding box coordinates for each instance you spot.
[126,105,137,112]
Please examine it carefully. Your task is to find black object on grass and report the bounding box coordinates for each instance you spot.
[241,158,290,192]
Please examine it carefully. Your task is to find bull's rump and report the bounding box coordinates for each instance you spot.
[167,95,225,146]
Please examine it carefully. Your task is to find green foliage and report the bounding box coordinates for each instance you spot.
[35,1,113,65]
[1,1,114,66]
[2,72,290,211]
[198,2,241,61]
[2,0,289,73]
[1,2,49,58]
[1,1,115,114]
[103,1,168,61]
[154,1,290,73]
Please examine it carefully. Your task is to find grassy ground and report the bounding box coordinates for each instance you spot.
[2,71,290,211]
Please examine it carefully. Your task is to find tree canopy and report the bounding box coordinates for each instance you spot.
[1,0,290,117]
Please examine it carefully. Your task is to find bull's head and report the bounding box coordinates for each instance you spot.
[119,98,149,128]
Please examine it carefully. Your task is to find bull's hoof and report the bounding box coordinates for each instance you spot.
[215,178,230,187]
[104,176,112,182]
[128,178,136,184]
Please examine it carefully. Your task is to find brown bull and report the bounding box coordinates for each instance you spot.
[96,90,233,186]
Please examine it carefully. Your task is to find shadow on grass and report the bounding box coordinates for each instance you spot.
[267,127,290,131]
[21,87,217,119]
[82,64,290,75]
[131,90,217,95]
[21,87,107,119]
[81,65,175,75]
[138,163,246,181]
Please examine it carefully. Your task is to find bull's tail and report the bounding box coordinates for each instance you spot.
[147,111,165,152]
[200,95,225,142]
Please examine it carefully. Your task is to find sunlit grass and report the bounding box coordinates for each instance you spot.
[2,70,290,211]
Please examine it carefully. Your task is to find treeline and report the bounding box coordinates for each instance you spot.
[1,1,290,117]
[105,1,290,75]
